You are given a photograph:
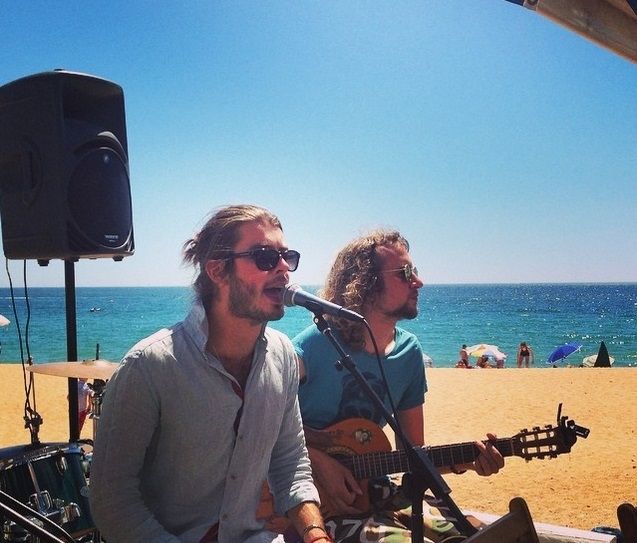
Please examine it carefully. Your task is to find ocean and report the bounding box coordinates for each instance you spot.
[1,283,635,368]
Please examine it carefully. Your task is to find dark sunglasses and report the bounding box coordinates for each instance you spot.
[380,263,419,282]
[225,247,300,271]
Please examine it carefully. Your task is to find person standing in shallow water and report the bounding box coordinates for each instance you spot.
[517,341,534,368]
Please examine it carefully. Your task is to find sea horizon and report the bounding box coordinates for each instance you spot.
[7,280,637,288]
[1,282,636,368]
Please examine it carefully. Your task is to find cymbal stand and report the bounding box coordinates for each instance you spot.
[88,379,106,442]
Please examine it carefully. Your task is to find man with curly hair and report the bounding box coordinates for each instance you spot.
[293,229,504,542]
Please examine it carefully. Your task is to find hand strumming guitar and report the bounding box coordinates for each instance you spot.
[308,447,364,515]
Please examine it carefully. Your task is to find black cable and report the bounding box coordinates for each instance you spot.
[5,258,41,443]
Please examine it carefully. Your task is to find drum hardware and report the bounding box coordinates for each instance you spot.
[23,407,43,450]
[26,491,81,528]
[1,488,75,543]
[52,456,67,481]
[2,494,80,542]
[86,381,106,444]
[86,381,105,421]
[0,444,95,541]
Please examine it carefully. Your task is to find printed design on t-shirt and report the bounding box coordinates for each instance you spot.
[337,371,387,424]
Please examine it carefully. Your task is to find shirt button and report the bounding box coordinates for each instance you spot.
[230,474,237,480]
[222,514,228,520]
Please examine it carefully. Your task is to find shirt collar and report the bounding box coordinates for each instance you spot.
[183,298,269,356]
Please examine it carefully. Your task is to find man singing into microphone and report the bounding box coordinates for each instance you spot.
[90,205,329,543]
[292,229,504,542]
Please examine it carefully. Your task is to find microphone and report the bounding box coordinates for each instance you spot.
[282,284,365,322]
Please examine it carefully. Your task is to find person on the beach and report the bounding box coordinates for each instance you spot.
[476,354,493,369]
[293,229,504,542]
[77,378,91,431]
[517,341,534,368]
[457,344,471,368]
[66,378,92,432]
[90,205,328,543]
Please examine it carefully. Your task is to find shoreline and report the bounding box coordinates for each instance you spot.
[1,365,635,531]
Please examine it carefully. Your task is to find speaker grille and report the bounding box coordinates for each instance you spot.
[67,147,132,251]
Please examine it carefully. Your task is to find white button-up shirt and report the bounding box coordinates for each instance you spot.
[90,301,318,542]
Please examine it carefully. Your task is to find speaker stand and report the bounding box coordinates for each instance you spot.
[64,260,80,443]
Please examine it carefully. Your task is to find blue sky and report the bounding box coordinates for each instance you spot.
[1,1,636,288]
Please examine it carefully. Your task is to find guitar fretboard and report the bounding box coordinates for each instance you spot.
[339,438,516,480]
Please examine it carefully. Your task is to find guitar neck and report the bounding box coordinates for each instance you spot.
[340,437,515,480]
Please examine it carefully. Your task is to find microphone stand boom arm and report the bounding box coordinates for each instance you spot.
[312,314,477,541]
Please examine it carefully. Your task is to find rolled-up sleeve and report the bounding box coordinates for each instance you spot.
[267,348,320,515]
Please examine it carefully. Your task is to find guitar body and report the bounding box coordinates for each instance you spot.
[304,418,393,517]
[259,418,392,530]
[304,417,392,455]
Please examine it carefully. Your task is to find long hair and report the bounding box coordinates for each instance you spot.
[320,229,409,350]
[182,204,282,306]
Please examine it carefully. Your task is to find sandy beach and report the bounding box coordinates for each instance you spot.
[1,364,635,532]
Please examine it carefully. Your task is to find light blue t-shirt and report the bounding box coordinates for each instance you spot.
[293,325,427,430]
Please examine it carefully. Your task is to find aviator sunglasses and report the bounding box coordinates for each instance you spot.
[379,263,419,282]
[224,247,301,271]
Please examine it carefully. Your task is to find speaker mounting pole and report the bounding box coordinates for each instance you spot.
[64,260,80,443]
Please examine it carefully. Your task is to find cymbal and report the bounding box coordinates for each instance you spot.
[26,359,119,380]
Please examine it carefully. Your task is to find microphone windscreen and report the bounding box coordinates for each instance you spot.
[282,284,300,307]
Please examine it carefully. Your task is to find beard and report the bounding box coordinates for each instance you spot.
[228,273,285,323]
[386,299,419,321]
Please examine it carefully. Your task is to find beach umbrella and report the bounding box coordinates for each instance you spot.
[581,354,615,367]
[466,343,507,361]
[0,314,9,327]
[582,341,614,367]
[422,353,434,368]
[546,342,582,365]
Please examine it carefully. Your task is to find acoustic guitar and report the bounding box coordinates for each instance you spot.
[257,407,589,528]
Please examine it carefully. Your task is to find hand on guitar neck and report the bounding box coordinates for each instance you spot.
[468,432,503,476]
[304,420,506,518]
[305,426,502,517]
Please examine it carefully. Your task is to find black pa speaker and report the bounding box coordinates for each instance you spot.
[0,70,134,264]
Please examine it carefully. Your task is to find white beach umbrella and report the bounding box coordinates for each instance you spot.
[581,340,614,367]
[581,354,615,367]
[0,314,9,327]
[466,343,507,361]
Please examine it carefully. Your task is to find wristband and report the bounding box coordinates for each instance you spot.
[301,524,329,541]
[450,464,467,475]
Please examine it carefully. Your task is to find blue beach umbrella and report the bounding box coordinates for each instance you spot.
[546,342,582,365]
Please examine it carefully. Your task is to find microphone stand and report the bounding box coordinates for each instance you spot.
[312,314,477,541]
